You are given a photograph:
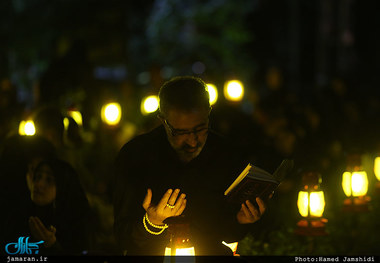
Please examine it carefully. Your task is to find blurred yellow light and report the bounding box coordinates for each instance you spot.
[352,171,368,196]
[297,191,325,218]
[310,192,325,217]
[68,110,83,126]
[342,171,368,197]
[224,80,244,101]
[342,172,352,197]
[141,95,159,115]
[101,102,122,126]
[164,246,195,257]
[19,121,26,135]
[374,157,380,181]
[206,84,218,105]
[63,117,70,131]
[19,120,36,136]
[297,191,309,217]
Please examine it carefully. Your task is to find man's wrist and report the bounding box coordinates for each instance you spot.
[143,213,168,235]
[145,213,166,228]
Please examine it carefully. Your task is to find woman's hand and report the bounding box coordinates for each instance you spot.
[236,198,266,224]
[28,216,57,248]
[142,188,187,226]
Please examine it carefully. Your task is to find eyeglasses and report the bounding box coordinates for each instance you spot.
[163,119,209,137]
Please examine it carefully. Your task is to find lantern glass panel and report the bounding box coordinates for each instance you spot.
[297,191,309,217]
[351,171,368,196]
[165,247,195,256]
[309,191,325,217]
[374,157,380,181]
[342,172,352,197]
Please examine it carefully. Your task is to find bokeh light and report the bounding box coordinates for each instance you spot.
[19,120,36,136]
[141,95,159,115]
[224,80,244,101]
[68,110,83,126]
[101,102,122,126]
[206,83,218,105]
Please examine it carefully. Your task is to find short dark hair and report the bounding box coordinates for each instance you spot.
[158,76,210,116]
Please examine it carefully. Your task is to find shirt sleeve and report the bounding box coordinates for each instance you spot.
[113,142,168,255]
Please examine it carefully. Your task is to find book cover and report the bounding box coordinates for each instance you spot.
[224,159,294,204]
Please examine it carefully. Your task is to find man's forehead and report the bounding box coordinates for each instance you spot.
[165,107,209,117]
[165,109,209,129]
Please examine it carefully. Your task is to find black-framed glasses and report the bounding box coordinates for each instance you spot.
[163,119,209,137]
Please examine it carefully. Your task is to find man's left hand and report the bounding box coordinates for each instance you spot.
[236,197,266,224]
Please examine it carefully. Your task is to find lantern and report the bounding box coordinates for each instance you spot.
[163,216,195,263]
[295,172,327,236]
[342,154,370,212]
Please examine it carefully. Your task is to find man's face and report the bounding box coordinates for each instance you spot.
[161,108,209,163]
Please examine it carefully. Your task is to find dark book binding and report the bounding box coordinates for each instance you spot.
[224,159,294,204]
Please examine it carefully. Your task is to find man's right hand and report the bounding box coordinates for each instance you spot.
[142,188,187,226]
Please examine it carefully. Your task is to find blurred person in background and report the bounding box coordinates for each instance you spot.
[33,106,66,154]
[0,78,22,143]
[0,135,90,255]
[0,135,56,219]
[33,105,117,254]
[33,106,95,192]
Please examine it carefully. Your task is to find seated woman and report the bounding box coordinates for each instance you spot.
[25,157,91,254]
[0,137,90,255]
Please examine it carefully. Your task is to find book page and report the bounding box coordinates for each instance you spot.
[248,166,278,183]
[224,163,252,196]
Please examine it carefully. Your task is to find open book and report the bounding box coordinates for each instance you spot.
[224,159,294,204]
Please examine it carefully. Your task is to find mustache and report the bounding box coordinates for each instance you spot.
[181,144,200,151]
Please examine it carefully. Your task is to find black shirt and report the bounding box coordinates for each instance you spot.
[113,125,251,255]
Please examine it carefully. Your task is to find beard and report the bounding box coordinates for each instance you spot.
[176,143,204,163]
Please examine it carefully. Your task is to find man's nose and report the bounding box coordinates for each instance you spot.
[185,132,198,147]
[34,178,46,188]
[33,180,42,189]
